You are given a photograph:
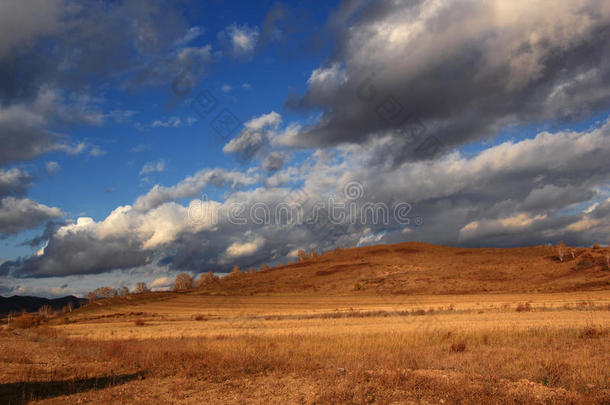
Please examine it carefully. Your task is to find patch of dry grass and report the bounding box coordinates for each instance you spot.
[2,323,609,404]
[2,290,609,404]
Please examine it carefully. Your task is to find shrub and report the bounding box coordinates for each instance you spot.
[572,258,593,271]
[516,303,532,312]
[134,319,146,326]
[450,342,466,352]
[592,244,601,249]
[11,314,40,329]
[579,326,607,339]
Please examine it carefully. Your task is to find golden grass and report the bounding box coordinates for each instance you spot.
[2,292,609,404]
[2,321,609,404]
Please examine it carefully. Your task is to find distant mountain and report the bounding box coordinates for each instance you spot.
[0,295,87,316]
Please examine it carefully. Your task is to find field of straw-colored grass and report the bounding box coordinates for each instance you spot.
[1,291,609,404]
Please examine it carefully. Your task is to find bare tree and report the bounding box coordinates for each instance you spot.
[173,273,194,291]
[229,265,241,276]
[38,304,52,320]
[87,291,97,303]
[196,271,218,287]
[87,286,117,303]
[7,310,18,327]
[134,282,149,294]
[260,264,270,271]
[118,286,130,296]
[297,249,308,262]
[557,243,565,262]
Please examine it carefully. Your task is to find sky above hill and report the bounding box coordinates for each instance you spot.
[1,0,609,298]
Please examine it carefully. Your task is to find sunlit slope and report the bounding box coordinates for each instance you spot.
[199,242,610,295]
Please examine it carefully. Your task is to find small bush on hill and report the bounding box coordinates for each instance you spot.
[10,314,40,329]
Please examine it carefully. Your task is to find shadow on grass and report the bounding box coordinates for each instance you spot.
[0,372,143,404]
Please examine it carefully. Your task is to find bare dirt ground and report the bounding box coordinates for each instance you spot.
[1,242,609,404]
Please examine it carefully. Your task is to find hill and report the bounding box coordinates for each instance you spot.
[0,295,86,316]
[197,242,610,295]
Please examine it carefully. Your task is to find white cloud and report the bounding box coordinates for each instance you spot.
[225,237,264,258]
[173,26,204,47]
[357,229,386,246]
[220,23,259,58]
[140,161,166,176]
[223,111,282,159]
[133,168,258,212]
[45,161,60,174]
[89,146,106,157]
[150,276,174,291]
[152,116,182,128]
[459,213,548,242]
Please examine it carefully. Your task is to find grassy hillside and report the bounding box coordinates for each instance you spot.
[198,242,610,295]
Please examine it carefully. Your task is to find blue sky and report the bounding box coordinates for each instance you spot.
[1,0,609,297]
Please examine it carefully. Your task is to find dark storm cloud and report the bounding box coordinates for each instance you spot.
[0,0,210,166]
[20,220,70,248]
[0,169,32,198]
[0,197,63,236]
[4,230,152,278]
[286,0,610,163]
[0,0,193,102]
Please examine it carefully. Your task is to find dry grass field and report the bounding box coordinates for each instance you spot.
[1,242,609,404]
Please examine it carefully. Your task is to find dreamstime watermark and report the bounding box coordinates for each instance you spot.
[187,181,422,229]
